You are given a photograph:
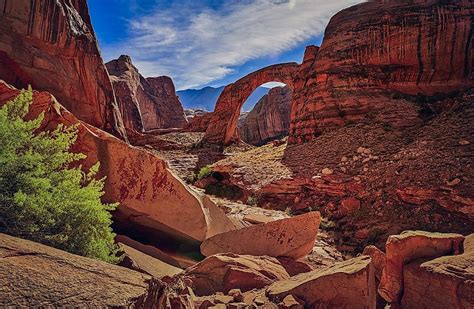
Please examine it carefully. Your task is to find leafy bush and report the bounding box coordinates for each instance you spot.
[197,165,212,180]
[0,89,119,263]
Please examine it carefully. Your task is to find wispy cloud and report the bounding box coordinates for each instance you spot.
[103,0,362,89]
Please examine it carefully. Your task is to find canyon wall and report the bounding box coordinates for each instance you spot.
[289,0,473,143]
[106,55,187,134]
[239,86,292,146]
[0,0,126,139]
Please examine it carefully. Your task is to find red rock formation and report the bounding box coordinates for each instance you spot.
[0,81,234,244]
[289,0,473,143]
[0,0,126,139]
[184,111,213,132]
[203,63,298,144]
[238,86,292,146]
[106,55,187,134]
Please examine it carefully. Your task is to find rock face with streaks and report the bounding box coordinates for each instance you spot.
[0,81,234,244]
[289,0,473,143]
[0,233,165,307]
[238,86,292,146]
[106,55,187,134]
[0,0,126,139]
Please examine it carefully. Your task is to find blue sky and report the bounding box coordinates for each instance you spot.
[88,0,362,90]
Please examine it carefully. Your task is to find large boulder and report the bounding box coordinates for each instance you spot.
[106,55,187,134]
[200,212,320,259]
[289,0,473,143]
[0,0,126,139]
[401,234,474,309]
[238,86,292,146]
[181,253,290,296]
[0,81,235,244]
[0,233,164,307]
[378,230,465,303]
[267,255,376,309]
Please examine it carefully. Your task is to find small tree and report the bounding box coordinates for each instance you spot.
[0,89,119,263]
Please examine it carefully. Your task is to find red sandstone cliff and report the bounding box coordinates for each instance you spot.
[0,0,126,139]
[289,0,473,143]
[238,86,292,146]
[106,56,187,134]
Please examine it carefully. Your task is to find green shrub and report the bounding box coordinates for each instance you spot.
[0,89,119,263]
[197,165,212,180]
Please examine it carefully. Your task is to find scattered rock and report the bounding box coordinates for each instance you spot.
[280,295,304,309]
[458,139,470,145]
[322,168,334,176]
[339,198,361,216]
[446,178,461,186]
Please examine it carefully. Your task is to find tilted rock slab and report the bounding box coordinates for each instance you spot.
[0,0,126,139]
[0,233,164,307]
[0,81,235,243]
[378,230,465,303]
[200,212,320,259]
[181,253,290,296]
[401,233,474,309]
[267,255,376,309]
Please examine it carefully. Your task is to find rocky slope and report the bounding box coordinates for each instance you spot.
[289,0,473,143]
[238,86,292,145]
[106,55,187,134]
[0,0,126,139]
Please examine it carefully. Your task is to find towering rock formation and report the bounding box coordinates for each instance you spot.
[238,86,292,145]
[0,0,126,139]
[106,55,187,134]
[289,0,473,143]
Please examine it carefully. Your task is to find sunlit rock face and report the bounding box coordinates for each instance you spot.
[239,86,292,146]
[0,0,126,139]
[289,0,473,144]
[106,55,187,135]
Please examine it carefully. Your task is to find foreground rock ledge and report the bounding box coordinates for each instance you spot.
[200,212,320,259]
[267,255,376,309]
[0,233,163,307]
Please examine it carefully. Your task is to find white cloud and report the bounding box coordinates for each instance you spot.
[103,0,362,89]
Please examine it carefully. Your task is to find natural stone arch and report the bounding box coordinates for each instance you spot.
[203,62,299,145]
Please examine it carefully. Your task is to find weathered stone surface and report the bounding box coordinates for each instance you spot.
[401,234,474,309]
[362,245,385,281]
[181,253,290,296]
[267,255,376,309]
[0,0,126,139]
[118,242,182,278]
[0,233,165,307]
[106,55,187,134]
[184,111,213,132]
[238,86,292,146]
[379,230,465,303]
[289,0,473,143]
[200,212,320,259]
[0,81,235,244]
[203,63,298,144]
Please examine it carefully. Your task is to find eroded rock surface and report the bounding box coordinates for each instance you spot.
[0,0,126,139]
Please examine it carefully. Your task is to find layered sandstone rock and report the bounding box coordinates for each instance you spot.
[200,212,320,259]
[181,253,290,296]
[184,111,213,132]
[106,55,187,134]
[401,234,474,309]
[0,0,126,139]
[203,63,298,144]
[0,233,164,307]
[289,0,473,143]
[267,255,376,309]
[0,81,234,244]
[238,86,292,146]
[378,230,465,303]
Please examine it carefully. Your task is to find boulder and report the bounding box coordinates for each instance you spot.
[362,245,385,281]
[267,255,376,309]
[106,55,187,134]
[401,234,474,309]
[238,86,292,146]
[0,233,165,307]
[118,243,182,278]
[200,212,320,259]
[0,0,126,139]
[181,253,290,296]
[378,230,464,303]
[0,81,235,244]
